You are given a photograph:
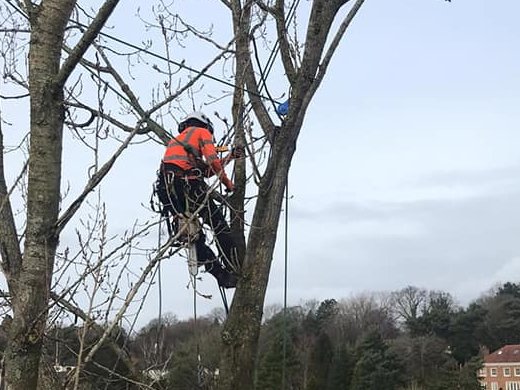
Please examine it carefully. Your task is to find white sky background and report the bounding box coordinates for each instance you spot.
[277,0,520,309]
[1,0,520,330]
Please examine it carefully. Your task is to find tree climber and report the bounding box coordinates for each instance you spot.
[156,111,241,288]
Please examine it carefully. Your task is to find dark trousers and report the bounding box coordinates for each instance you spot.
[171,177,238,274]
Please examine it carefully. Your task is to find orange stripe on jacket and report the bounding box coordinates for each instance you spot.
[162,126,232,188]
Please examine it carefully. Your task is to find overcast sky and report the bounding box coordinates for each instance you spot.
[139,0,519,325]
[120,0,520,324]
[2,0,519,328]
[270,0,520,309]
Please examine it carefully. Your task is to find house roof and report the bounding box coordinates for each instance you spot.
[485,345,520,363]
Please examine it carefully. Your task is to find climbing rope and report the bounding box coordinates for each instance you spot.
[192,267,204,388]
[282,178,290,390]
[219,286,230,316]
[155,217,164,362]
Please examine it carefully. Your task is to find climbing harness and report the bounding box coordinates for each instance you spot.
[150,161,235,309]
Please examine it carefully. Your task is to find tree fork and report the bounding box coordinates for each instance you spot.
[219,122,299,388]
[218,0,365,388]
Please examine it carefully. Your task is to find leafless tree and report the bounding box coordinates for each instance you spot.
[0,2,134,388]
[0,0,371,388]
[217,1,366,387]
[391,285,429,324]
[0,1,237,388]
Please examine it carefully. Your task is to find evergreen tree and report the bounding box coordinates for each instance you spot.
[424,358,460,390]
[326,344,355,390]
[255,311,299,390]
[449,303,487,364]
[167,345,199,390]
[304,299,338,390]
[316,299,338,325]
[497,282,520,298]
[481,290,520,350]
[423,356,482,390]
[457,357,485,390]
[350,330,405,390]
[413,292,455,339]
[256,335,284,390]
[306,333,333,390]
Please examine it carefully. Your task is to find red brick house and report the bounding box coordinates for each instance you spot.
[479,345,520,390]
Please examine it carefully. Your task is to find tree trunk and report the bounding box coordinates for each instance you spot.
[218,1,363,388]
[3,1,75,389]
[228,0,250,267]
[218,114,302,388]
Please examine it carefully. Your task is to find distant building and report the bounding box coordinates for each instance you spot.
[479,345,520,390]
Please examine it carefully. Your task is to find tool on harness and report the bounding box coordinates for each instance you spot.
[178,212,201,244]
[151,166,238,288]
[187,238,199,278]
[215,145,229,153]
[152,165,199,241]
[216,144,246,158]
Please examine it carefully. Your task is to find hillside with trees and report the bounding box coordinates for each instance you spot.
[23,281,520,389]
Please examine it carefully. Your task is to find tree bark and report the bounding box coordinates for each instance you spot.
[218,1,365,388]
[2,0,122,388]
[228,0,251,268]
[219,124,299,388]
[3,2,76,388]
[0,120,22,299]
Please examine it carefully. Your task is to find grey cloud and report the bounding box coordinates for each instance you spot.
[285,186,520,306]
[404,165,520,189]
[290,201,394,222]
[403,165,520,197]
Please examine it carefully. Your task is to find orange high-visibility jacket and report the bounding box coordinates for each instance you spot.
[162,126,233,189]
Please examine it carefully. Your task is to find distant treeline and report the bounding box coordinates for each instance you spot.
[26,282,520,389]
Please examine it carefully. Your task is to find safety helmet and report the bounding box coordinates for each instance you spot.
[179,111,214,133]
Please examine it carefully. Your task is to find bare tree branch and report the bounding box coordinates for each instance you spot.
[305,0,365,103]
[0,115,22,289]
[55,126,139,233]
[274,0,297,84]
[80,183,221,368]
[146,39,235,118]
[66,101,137,133]
[220,0,232,10]
[56,0,120,88]
[0,159,27,216]
[21,0,33,17]
[50,220,160,320]
[297,0,342,88]
[0,28,30,33]
[243,88,276,145]
[89,360,156,390]
[232,1,276,143]
[49,292,142,383]
[63,44,111,73]
[93,46,172,143]
[252,0,275,14]
[0,92,30,99]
